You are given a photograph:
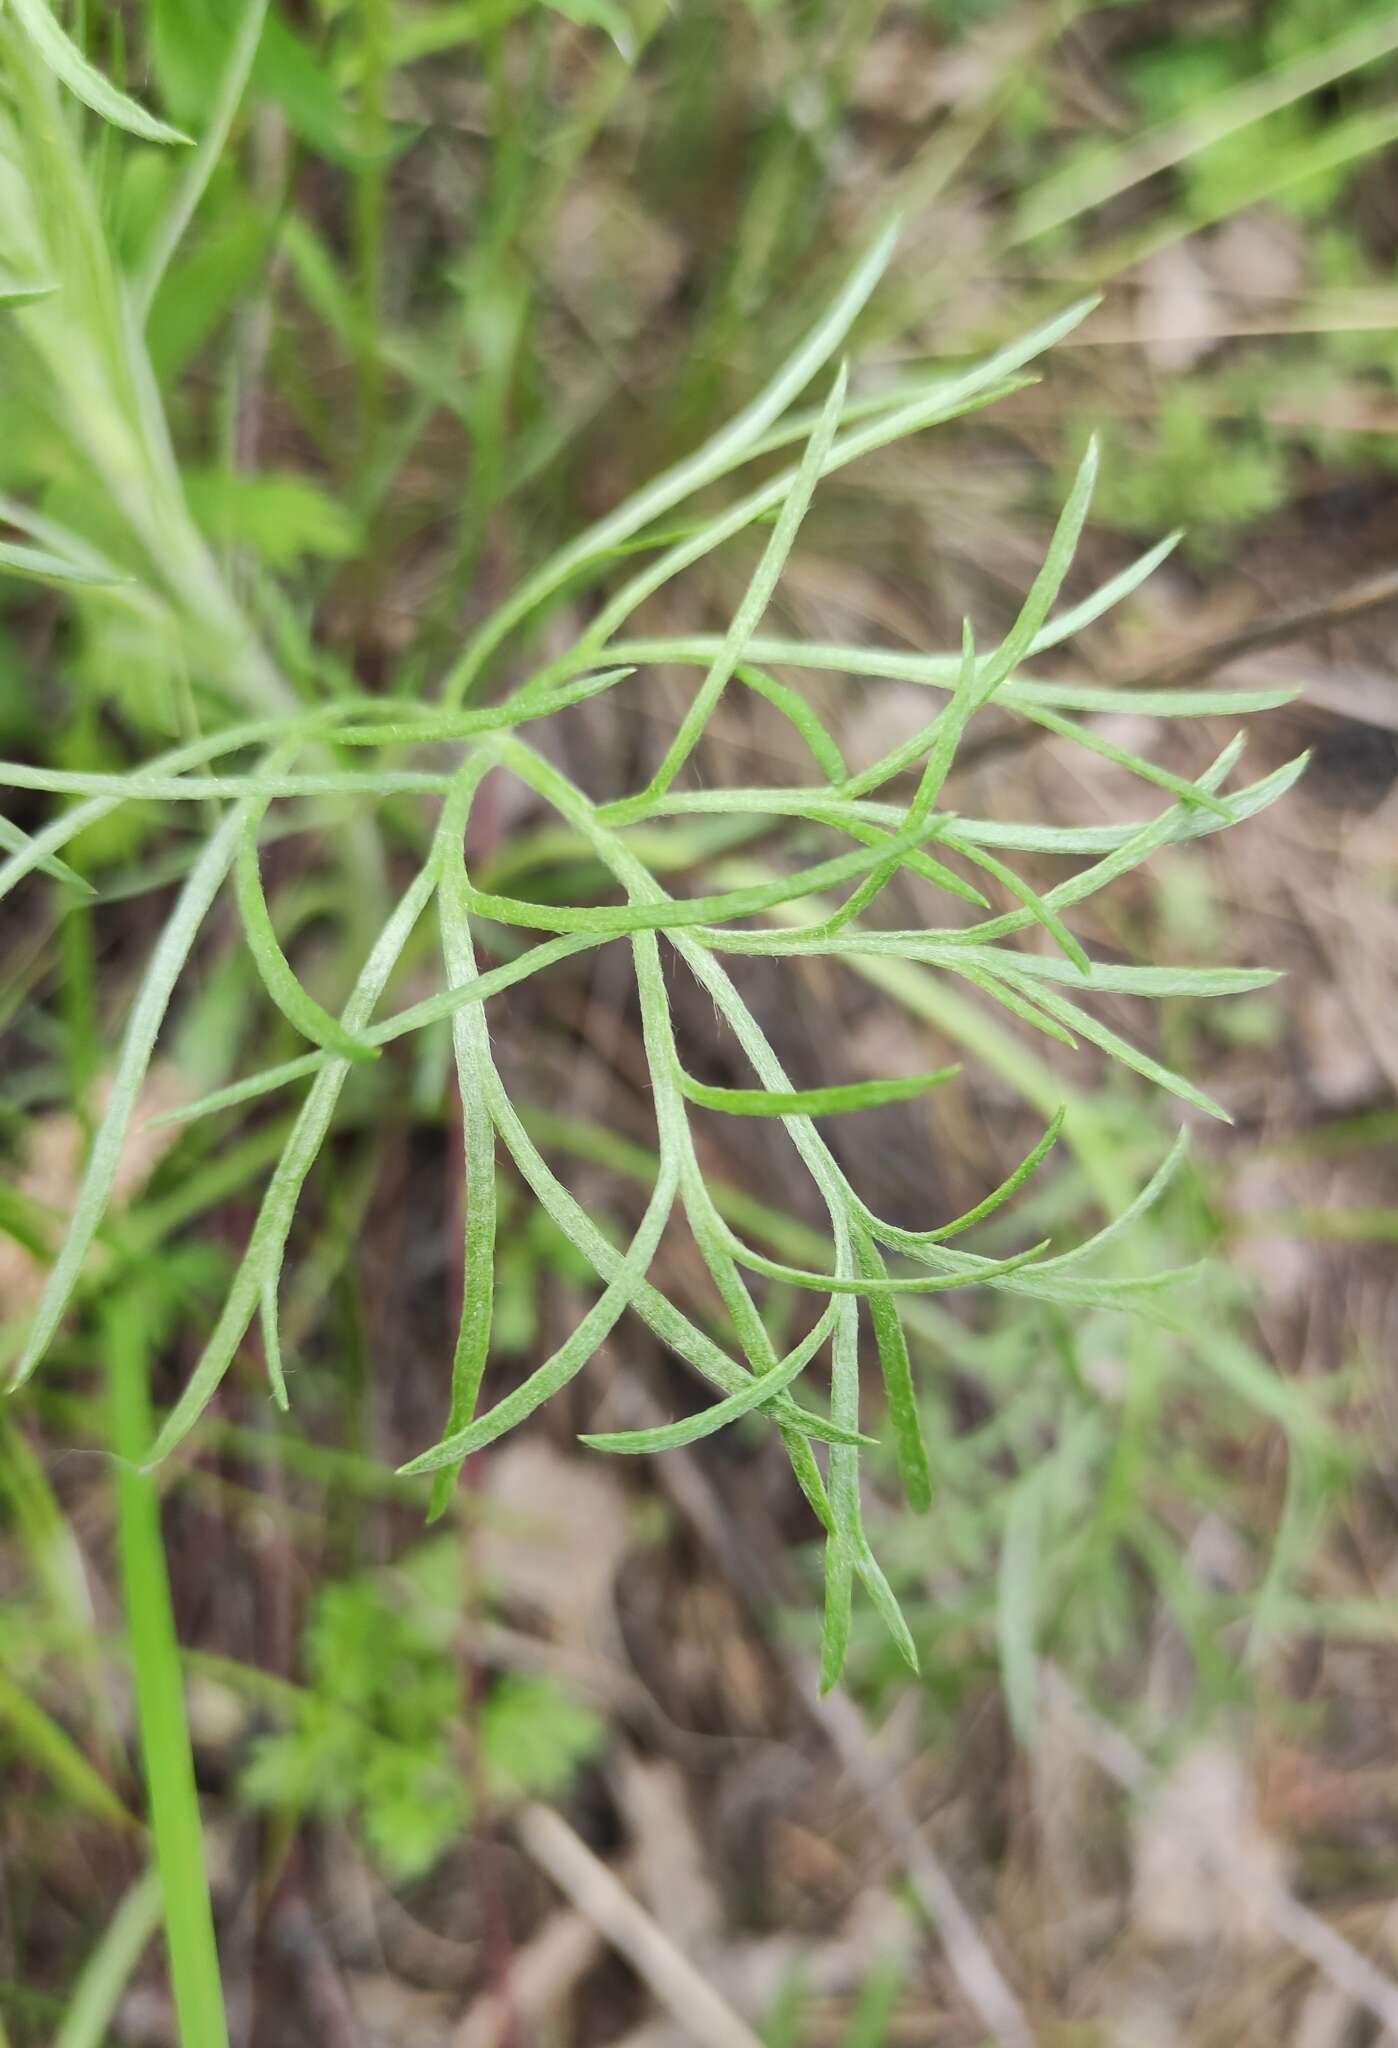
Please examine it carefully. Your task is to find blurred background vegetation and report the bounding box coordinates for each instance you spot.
[3,1,1398,2043]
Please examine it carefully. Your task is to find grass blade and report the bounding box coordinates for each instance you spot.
[9,0,191,142]
[108,1293,229,2048]
[132,0,270,316]
[0,1666,136,1831]
[53,1867,163,2048]
[0,539,131,586]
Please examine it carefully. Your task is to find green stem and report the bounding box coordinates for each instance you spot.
[108,1294,230,2048]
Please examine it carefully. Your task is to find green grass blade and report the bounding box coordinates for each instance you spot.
[0,539,130,587]
[53,1867,163,2048]
[132,0,270,317]
[1011,10,1398,245]
[0,1666,136,1830]
[9,0,191,142]
[107,1293,229,2048]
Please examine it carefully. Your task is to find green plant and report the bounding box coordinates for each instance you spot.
[240,1536,603,1881]
[106,1292,229,2048]
[0,4,1306,1713]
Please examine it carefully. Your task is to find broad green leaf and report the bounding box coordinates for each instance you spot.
[183,469,360,567]
[251,11,366,164]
